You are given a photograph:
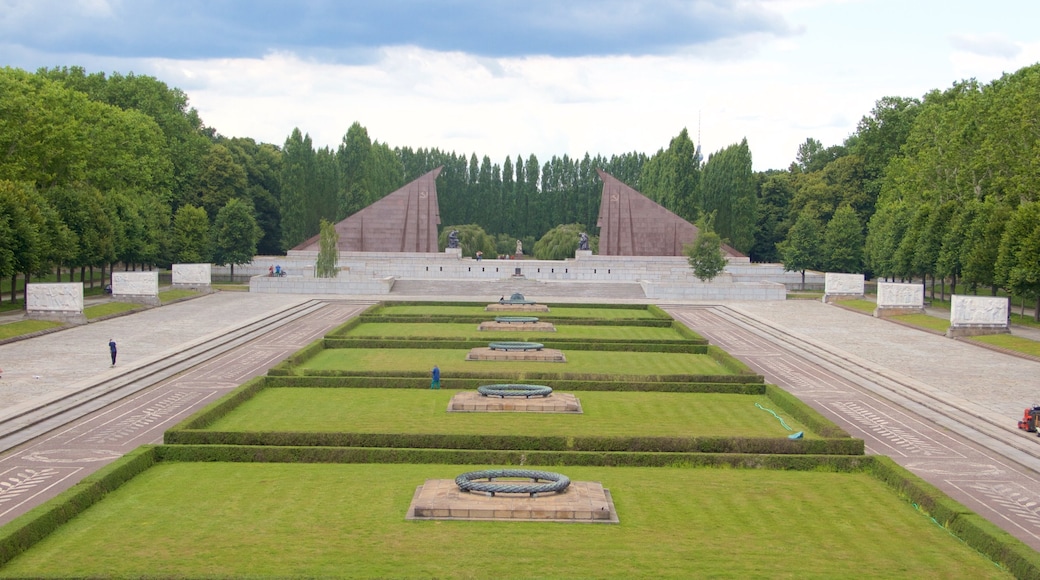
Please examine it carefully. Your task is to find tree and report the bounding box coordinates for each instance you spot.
[334,121,372,219]
[778,212,823,288]
[315,219,340,278]
[212,198,261,277]
[823,205,863,273]
[533,224,594,260]
[280,128,314,250]
[750,172,792,263]
[173,205,211,263]
[700,138,756,254]
[685,216,727,281]
[198,144,248,221]
[438,224,496,258]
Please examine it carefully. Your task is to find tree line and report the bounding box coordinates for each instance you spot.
[3,62,1040,315]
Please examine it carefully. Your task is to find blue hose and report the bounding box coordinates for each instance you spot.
[755,403,793,431]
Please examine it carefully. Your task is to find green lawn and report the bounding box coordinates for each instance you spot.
[836,299,875,313]
[0,319,62,340]
[159,289,200,303]
[205,389,808,438]
[971,334,1040,357]
[343,321,688,341]
[890,313,951,333]
[0,463,1009,579]
[83,301,142,319]
[300,348,734,376]
[378,304,658,319]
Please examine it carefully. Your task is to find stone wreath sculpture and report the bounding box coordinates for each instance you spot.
[455,469,571,497]
[477,384,553,398]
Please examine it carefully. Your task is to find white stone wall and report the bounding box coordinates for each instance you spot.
[877,282,923,308]
[112,272,159,296]
[250,275,395,295]
[27,283,83,312]
[824,273,865,295]
[950,295,1008,326]
[215,253,820,287]
[642,281,787,301]
[172,263,211,285]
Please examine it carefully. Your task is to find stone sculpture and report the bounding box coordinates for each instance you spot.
[448,229,460,249]
[578,232,590,251]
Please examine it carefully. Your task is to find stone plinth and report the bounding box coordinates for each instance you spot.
[466,347,566,362]
[874,282,925,317]
[485,303,551,312]
[823,272,864,302]
[407,479,617,523]
[26,283,86,325]
[477,321,556,332]
[947,295,1010,337]
[112,271,160,306]
[448,391,581,413]
[171,263,212,291]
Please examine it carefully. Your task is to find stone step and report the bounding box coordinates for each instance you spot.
[389,278,646,300]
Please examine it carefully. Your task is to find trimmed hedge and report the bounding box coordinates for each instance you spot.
[321,338,707,354]
[164,429,862,455]
[0,446,159,568]
[269,371,763,384]
[171,376,267,433]
[355,314,673,327]
[868,456,1040,579]
[764,385,851,439]
[262,376,766,392]
[156,444,872,470]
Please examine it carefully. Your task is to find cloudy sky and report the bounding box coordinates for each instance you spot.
[3,0,1038,171]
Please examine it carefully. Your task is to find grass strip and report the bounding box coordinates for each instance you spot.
[298,348,734,376]
[0,462,1012,579]
[198,389,813,439]
[0,320,62,340]
[970,334,1040,357]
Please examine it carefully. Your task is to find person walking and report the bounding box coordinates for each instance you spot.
[430,365,440,390]
[108,338,117,367]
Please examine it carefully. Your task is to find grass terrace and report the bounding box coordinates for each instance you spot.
[0,450,1021,579]
[1,300,1036,578]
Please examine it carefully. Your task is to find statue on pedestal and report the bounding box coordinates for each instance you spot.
[578,232,589,251]
[448,230,460,249]
[515,239,523,256]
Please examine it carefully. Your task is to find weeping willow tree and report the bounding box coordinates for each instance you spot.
[315,219,339,278]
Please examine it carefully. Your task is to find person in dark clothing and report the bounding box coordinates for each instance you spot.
[431,365,440,389]
[109,339,117,367]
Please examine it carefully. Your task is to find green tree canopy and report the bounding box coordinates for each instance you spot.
[212,198,261,276]
[173,204,211,264]
[315,218,340,278]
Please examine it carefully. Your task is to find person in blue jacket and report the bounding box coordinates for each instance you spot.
[431,365,440,389]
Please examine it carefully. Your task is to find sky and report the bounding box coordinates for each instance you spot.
[2,0,1039,171]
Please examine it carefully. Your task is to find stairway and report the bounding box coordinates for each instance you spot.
[388,277,647,300]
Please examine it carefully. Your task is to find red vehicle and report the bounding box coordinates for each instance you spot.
[1017,405,1040,432]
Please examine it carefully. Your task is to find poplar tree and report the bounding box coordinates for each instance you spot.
[315,219,339,278]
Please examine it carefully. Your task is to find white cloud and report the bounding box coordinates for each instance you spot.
[950,33,1021,59]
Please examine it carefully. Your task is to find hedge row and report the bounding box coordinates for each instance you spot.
[764,385,851,439]
[0,446,159,568]
[164,430,862,455]
[262,376,765,392]
[173,376,267,432]
[320,338,708,354]
[270,370,763,384]
[372,301,661,314]
[356,314,673,327]
[868,456,1040,579]
[156,445,871,470]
